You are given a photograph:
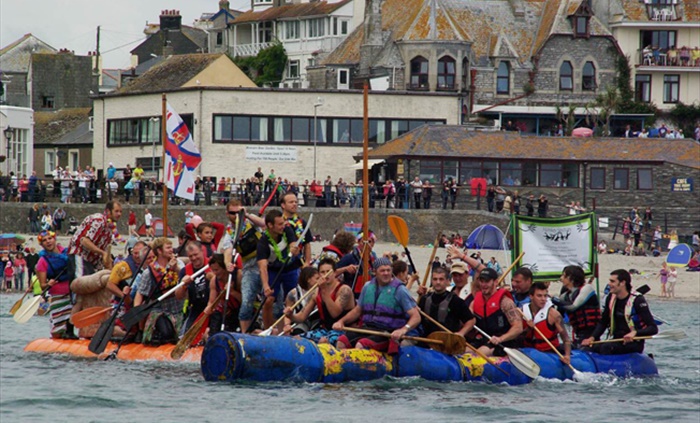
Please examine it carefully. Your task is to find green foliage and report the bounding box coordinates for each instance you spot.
[668,102,700,137]
[231,43,288,87]
[614,55,658,126]
[555,104,577,136]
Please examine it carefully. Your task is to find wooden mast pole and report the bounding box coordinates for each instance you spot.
[161,94,168,235]
[362,80,370,284]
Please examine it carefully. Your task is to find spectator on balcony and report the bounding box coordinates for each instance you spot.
[667,46,678,66]
[642,45,653,65]
[679,46,690,66]
[652,46,661,65]
[691,47,700,67]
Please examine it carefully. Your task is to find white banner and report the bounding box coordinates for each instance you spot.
[245,146,297,162]
[512,213,596,280]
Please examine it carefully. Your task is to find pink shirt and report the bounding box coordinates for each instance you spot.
[35,248,70,296]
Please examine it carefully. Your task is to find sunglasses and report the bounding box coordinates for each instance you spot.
[227,210,241,215]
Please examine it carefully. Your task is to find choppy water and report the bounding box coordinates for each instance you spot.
[1,294,699,423]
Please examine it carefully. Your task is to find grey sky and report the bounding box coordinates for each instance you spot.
[1,0,248,69]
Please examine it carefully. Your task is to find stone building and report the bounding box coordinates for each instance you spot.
[30,51,95,111]
[33,108,93,177]
[130,10,208,67]
[0,34,56,108]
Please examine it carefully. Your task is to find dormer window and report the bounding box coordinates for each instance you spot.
[574,16,588,37]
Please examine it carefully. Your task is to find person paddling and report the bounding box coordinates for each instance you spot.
[204,253,242,336]
[521,282,571,365]
[552,265,601,347]
[35,230,76,339]
[581,269,658,354]
[416,267,475,339]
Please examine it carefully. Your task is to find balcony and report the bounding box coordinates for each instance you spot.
[637,47,700,70]
[646,3,679,22]
[406,82,430,91]
[228,42,273,58]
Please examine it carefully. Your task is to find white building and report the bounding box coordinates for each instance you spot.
[0,105,34,177]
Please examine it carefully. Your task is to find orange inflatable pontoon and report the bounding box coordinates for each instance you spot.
[24,338,202,362]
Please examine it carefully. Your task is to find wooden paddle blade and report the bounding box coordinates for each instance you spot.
[72,307,112,329]
[387,215,410,247]
[88,315,117,355]
[13,296,42,324]
[504,347,541,379]
[171,314,209,360]
[108,261,132,285]
[653,329,687,341]
[428,331,467,355]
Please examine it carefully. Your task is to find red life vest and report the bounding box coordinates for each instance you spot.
[472,288,512,338]
[316,283,347,330]
[522,301,559,351]
[214,254,243,313]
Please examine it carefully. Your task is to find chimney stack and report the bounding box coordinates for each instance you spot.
[159,9,182,31]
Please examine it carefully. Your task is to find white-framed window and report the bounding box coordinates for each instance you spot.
[332,18,348,36]
[308,18,325,38]
[308,57,316,68]
[285,21,300,40]
[288,60,300,79]
[338,68,349,89]
[44,151,56,176]
[341,20,348,35]
[88,116,94,131]
[69,150,79,171]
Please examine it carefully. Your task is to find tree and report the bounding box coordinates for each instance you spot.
[231,43,288,87]
[668,102,700,138]
[555,104,577,136]
[614,54,658,126]
[586,86,620,136]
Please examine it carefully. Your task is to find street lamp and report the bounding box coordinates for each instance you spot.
[313,97,324,181]
[3,126,12,175]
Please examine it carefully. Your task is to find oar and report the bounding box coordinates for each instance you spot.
[88,247,152,355]
[220,273,232,332]
[259,179,281,215]
[170,289,226,360]
[121,264,210,330]
[499,251,525,287]
[473,325,541,379]
[409,231,441,291]
[71,306,113,329]
[517,308,581,377]
[9,289,32,315]
[591,329,687,344]
[418,309,509,377]
[259,269,330,337]
[13,268,68,324]
[341,326,467,355]
[387,215,418,277]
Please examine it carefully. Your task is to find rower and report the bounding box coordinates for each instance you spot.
[35,230,76,339]
[281,192,313,265]
[521,282,571,365]
[204,253,242,336]
[447,261,471,302]
[333,257,420,353]
[511,267,533,307]
[467,268,523,357]
[581,269,658,354]
[418,267,474,338]
[553,265,601,347]
[284,259,355,346]
[175,242,212,334]
[337,231,377,298]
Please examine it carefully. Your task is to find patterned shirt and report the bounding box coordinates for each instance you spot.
[67,212,114,270]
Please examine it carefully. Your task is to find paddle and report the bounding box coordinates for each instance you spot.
[473,325,541,379]
[121,264,210,330]
[88,247,152,355]
[13,268,68,324]
[259,269,331,337]
[259,179,281,215]
[71,306,113,329]
[591,329,687,344]
[9,289,32,315]
[387,215,417,276]
[341,326,466,352]
[220,273,232,331]
[170,289,226,360]
[418,309,509,376]
[517,308,581,377]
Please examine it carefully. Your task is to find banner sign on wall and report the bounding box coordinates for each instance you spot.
[511,213,597,281]
[245,146,297,162]
[671,178,693,192]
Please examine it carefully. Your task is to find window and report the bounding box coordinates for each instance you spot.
[590,167,605,190]
[291,118,310,142]
[233,116,251,141]
[420,160,442,183]
[259,21,273,43]
[637,169,653,190]
[216,32,223,45]
[107,117,161,146]
[540,163,579,187]
[437,56,456,90]
[500,162,522,186]
[410,56,429,90]
[285,21,299,40]
[273,117,291,142]
[341,21,348,35]
[44,151,56,176]
[42,96,55,109]
[288,60,300,79]
[635,74,651,103]
[496,62,510,94]
[444,161,458,183]
[559,61,573,90]
[574,17,588,37]
[663,74,679,103]
[582,62,596,91]
[332,17,338,36]
[613,168,629,190]
[338,69,349,89]
[369,119,386,144]
[640,30,676,51]
[333,119,350,143]
[136,157,161,172]
[308,18,325,38]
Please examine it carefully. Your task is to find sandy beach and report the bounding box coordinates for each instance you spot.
[8,233,699,301]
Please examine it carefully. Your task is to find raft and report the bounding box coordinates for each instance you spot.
[201,333,658,385]
[24,338,202,363]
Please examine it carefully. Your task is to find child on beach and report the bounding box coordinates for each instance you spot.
[658,262,669,297]
[667,267,677,298]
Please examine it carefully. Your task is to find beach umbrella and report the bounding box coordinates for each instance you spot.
[666,244,693,267]
[0,234,26,250]
[571,127,593,137]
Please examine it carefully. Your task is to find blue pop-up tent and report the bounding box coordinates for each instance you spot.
[466,224,507,250]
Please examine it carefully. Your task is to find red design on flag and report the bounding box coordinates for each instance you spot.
[165,103,202,201]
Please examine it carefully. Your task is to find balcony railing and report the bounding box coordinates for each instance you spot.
[638,47,700,68]
[646,4,678,21]
[228,42,273,57]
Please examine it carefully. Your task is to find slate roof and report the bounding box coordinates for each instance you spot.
[114,53,224,95]
[324,0,614,67]
[233,0,352,24]
[366,125,700,169]
[0,34,56,73]
[34,108,92,145]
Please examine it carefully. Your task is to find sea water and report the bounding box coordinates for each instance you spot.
[1,295,698,423]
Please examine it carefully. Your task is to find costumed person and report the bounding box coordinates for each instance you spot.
[133,237,182,345]
[581,269,658,355]
[204,253,242,336]
[521,282,571,365]
[333,257,420,353]
[35,230,76,339]
[67,200,122,275]
[284,259,355,345]
[552,265,601,347]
